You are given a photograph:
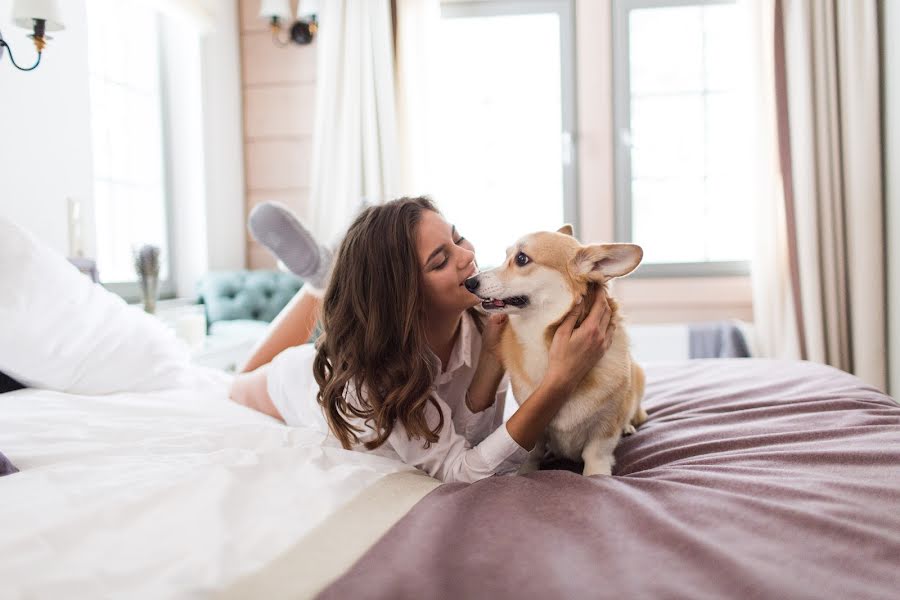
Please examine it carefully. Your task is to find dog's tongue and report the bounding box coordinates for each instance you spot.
[492,299,505,307]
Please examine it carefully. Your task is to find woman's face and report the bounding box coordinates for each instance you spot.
[416,210,480,316]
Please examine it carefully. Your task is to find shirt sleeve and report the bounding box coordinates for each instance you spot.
[388,391,530,484]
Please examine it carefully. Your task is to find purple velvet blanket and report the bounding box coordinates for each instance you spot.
[319,359,900,599]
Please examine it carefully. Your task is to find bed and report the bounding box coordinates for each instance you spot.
[2,218,899,598]
[2,359,899,599]
[0,368,441,598]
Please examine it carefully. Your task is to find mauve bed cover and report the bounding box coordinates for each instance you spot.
[319,359,900,600]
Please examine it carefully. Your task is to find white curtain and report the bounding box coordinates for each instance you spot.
[750,0,886,391]
[308,0,400,244]
[394,0,441,196]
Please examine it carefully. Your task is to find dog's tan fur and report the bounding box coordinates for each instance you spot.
[474,226,646,476]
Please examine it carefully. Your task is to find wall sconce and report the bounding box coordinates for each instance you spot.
[0,0,65,71]
[259,0,318,46]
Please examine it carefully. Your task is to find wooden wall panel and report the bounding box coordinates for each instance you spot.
[238,0,316,269]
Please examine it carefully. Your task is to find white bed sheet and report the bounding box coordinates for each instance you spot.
[0,367,422,599]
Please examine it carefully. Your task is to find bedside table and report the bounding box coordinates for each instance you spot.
[144,300,270,373]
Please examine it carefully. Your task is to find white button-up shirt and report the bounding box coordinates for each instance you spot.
[266,312,530,483]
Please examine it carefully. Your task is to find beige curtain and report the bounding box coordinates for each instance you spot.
[747,0,803,364]
[755,0,886,390]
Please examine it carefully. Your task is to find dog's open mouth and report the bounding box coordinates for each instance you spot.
[479,295,529,310]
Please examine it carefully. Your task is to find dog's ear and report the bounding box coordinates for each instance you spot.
[573,244,643,281]
[557,224,574,237]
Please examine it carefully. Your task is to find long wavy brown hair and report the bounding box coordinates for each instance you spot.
[313,196,479,451]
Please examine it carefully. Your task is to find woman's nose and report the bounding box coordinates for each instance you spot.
[457,247,476,267]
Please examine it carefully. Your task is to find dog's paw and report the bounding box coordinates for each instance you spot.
[622,423,636,436]
[582,461,613,477]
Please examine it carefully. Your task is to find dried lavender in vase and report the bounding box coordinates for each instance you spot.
[134,244,161,314]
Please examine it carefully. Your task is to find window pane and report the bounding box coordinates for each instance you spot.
[705,91,743,178]
[87,0,168,284]
[705,177,752,261]
[631,94,705,179]
[629,6,703,95]
[431,13,564,266]
[625,1,751,266]
[94,182,169,282]
[632,178,706,263]
[703,4,741,92]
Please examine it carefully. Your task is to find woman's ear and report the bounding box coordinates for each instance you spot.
[573,244,643,282]
[557,224,575,237]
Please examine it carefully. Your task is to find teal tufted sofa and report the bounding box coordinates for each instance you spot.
[197,270,303,326]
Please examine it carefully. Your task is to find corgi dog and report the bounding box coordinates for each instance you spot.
[464,225,646,476]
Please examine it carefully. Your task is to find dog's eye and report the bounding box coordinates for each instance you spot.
[515,252,530,267]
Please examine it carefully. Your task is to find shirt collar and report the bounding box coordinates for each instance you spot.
[435,311,476,384]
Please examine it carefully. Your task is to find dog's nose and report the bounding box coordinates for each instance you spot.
[464,276,480,292]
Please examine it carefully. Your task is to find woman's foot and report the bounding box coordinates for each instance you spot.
[248,202,333,290]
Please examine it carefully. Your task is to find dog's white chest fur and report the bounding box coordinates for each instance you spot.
[507,320,634,462]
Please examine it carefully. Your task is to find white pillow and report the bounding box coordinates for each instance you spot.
[0,218,194,394]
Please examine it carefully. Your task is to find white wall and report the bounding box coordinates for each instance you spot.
[0,0,95,257]
[0,0,246,297]
[883,0,900,398]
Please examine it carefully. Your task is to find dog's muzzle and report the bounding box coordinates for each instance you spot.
[465,276,529,310]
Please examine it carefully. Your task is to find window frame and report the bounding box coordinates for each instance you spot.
[612,0,750,278]
[440,0,580,231]
[87,7,176,302]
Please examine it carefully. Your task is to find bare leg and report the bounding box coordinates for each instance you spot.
[238,287,323,373]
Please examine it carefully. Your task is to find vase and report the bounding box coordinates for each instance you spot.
[140,273,159,314]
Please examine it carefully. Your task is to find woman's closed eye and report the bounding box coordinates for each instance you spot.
[433,237,466,270]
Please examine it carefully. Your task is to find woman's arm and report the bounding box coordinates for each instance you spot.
[239,287,322,373]
[466,353,505,412]
[466,313,508,412]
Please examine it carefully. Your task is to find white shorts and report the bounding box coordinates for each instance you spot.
[265,343,330,433]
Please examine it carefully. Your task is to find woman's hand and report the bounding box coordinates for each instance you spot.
[544,296,615,395]
[481,313,509,362]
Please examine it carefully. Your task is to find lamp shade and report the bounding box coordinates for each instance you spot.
[12,0,64,32]
[297,0,319,19]
[258,0,292,22]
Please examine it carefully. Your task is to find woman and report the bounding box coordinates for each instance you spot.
[229,197,615,483]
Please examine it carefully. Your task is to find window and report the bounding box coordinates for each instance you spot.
[87,0,171,291]
[613,0,752,276]
[430,0,577,266]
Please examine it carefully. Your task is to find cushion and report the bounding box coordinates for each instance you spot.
[0,218,194,395]
[197,270,302,325]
